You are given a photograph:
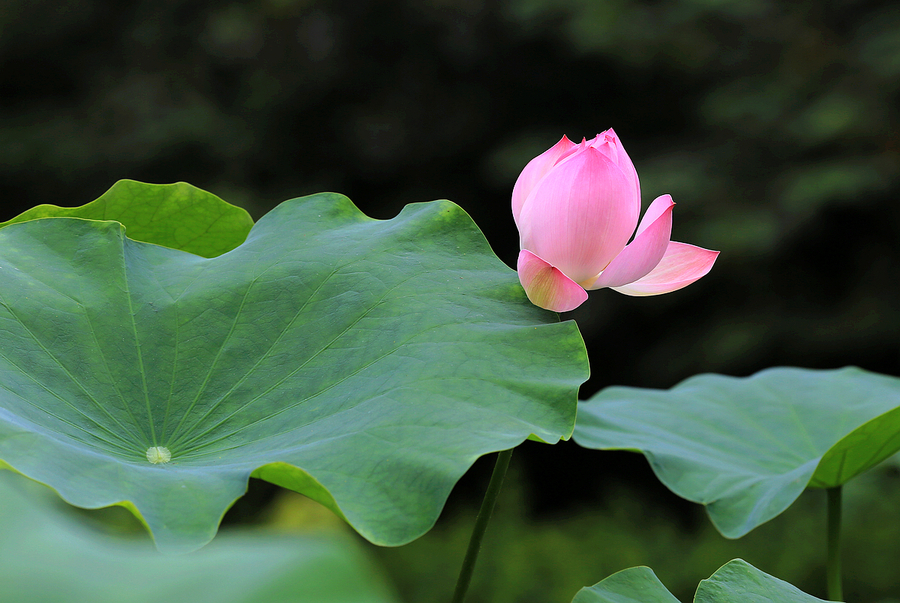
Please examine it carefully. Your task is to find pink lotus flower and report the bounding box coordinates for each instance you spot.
[513,129,719,312]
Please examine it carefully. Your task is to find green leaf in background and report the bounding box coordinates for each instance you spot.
[0,192,588,552]
[572,566,679,603]
[572,560,832,603]
[0,179,253,257]
[574,367,900,538]
[695,560,832,603]
[0,472,398,603]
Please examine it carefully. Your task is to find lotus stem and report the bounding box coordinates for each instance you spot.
[450,447,514,603]
[826,486,843,601]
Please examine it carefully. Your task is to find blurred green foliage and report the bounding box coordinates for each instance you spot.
[43,450,900,602]
[372,454,900,603]
[0,473,399,603]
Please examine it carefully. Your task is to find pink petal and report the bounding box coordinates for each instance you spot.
[512,135,579,227]
[635,193,674,237]
[517,249,588,312]
[517,147,639,284]
[589,195,674,290]
[611,242,719,296]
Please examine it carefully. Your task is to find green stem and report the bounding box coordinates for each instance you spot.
[826,486,843,601]
[450,448,514,603]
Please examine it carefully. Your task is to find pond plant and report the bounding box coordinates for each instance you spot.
[1,129,896,602]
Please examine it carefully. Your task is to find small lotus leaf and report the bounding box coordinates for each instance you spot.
[572,566,679,603]
[0,179,253,257]
[574,367,900,537]
[573,560,833,603]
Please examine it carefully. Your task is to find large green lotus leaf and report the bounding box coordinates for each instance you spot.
[572,560,831,603]
[0,472,398,603]
[0,179,253,257]
[574,367,900,538]
[0,193,587,552]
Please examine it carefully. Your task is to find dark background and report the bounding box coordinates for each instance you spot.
[3,0,900,601]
